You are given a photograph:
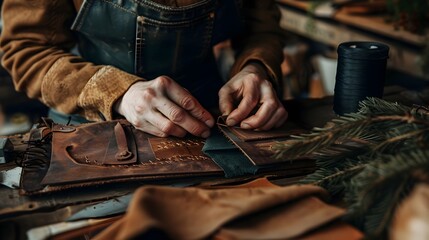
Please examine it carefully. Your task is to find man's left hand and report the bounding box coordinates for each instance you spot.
[218,62,288,130]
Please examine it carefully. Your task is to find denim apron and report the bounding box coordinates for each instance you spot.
[49,0,243,124]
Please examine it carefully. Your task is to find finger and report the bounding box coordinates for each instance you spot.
[145,110,187,137]
[274,107,289,128]
[239,99,277,129]
[259,104,288,130]
[165,79,214,127]
[155,98,211,138]
[227,87,259,126]
[218,86,235,116]
[134,120,169,137]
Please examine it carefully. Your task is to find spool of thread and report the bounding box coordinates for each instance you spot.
[333,41,389,115]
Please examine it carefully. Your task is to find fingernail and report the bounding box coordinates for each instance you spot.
[205,119,214,127]
[241,123,251,129]
[226,118,236,126]
[201,130,210,138]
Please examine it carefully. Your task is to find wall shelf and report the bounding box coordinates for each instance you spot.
[277,0,428,80]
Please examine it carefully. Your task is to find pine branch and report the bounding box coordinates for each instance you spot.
[358,97,411,116]
[315,146,370,169]
[270,98,429,239]
[373,128,429,152]
[273,115,371,159]
[273,98,429,160]
[345,150,429,236]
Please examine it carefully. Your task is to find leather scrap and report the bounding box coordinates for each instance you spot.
[93,180,334,240]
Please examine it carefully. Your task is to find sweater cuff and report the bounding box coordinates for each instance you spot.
[77,66,143,121]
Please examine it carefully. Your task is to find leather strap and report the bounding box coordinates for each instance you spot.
[114,123,133,161]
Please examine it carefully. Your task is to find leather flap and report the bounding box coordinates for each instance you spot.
[217,120,314,166]
[51,120,138,165]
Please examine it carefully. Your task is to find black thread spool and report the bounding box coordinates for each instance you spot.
[333,42,389,115]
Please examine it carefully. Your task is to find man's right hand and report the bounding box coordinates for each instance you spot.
[114,76,214,138]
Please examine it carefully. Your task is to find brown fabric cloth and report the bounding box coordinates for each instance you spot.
[93,178,344,240]
[0,0,284,121]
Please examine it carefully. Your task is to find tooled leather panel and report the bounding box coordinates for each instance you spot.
[40,120,222,186]
[55,121,138,166]
[149,138,212,163]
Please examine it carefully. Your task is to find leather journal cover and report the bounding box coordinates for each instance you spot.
[19,117,315,195]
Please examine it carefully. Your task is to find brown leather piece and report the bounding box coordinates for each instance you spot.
[40,120,222,186]
[48,120,137,168]
[148,137,211,163]
[206,177,282,189]
[217,118,314,166]
[218,116,306,142]
[112,123,134,163]
[93,180,332,240]
[300,222,364,240]
[18,178,362,240]
[214,196,345,239]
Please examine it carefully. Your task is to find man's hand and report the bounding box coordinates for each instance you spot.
[115,76,214,138]
[219,62,288,130]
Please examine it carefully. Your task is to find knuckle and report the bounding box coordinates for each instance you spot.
[264,80,273,88]
[278,107,287,116]
[141,88,156,102]
[245,95,258,105]
[246,73,260,83]
[129,118,142,129]
[265,99,276,106]
[134,105,144,114]
[169,107,185,122]
[155,75,171,88]
[181,96,195,110]
[218,87,229,97]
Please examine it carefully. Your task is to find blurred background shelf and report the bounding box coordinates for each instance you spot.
[276,0,428,80]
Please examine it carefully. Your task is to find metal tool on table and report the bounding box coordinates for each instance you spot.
[0,137,14,164]
[0,166,22,189]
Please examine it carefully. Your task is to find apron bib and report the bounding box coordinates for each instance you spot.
[50,0,243,124]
